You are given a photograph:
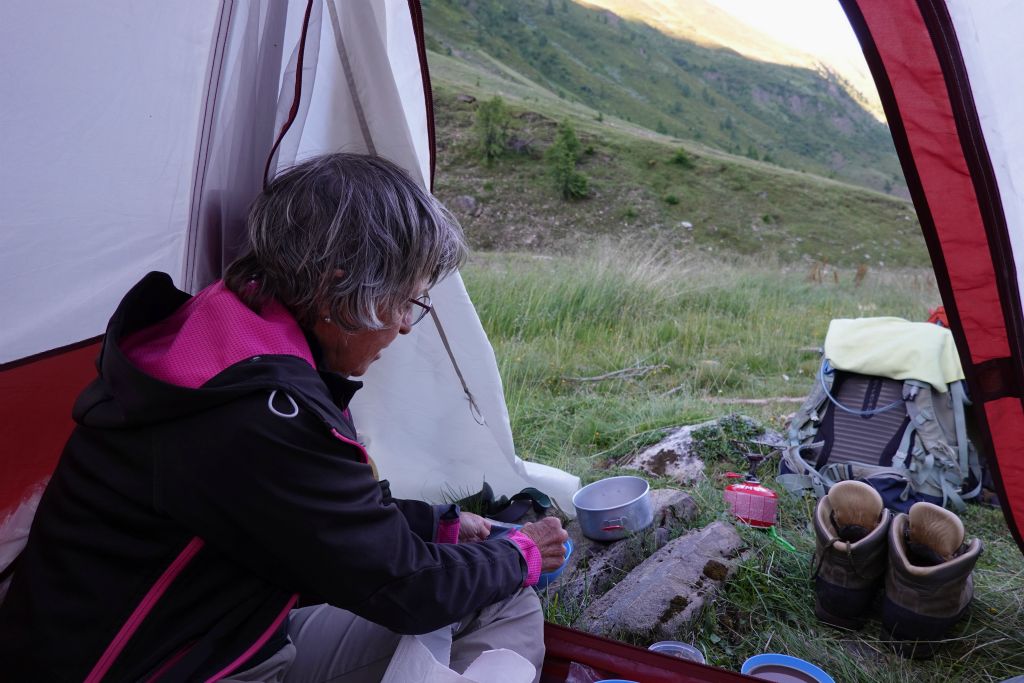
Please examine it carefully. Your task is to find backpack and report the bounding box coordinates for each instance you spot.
[778,318,983,513]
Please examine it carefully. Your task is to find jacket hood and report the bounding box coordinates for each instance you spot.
[73,272,343,428]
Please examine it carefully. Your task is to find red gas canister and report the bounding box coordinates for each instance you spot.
[723,472,778,528]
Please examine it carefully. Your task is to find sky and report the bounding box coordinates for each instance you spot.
[708,0,864,76]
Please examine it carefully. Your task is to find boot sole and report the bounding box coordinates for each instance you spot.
[882,599,970,659]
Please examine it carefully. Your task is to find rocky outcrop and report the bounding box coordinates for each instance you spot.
[576,521,746,641]
[548,489,698,608]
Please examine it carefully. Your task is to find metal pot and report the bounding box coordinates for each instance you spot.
[572,476,654,541]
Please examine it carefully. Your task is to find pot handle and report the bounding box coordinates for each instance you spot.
[601,516,627,531]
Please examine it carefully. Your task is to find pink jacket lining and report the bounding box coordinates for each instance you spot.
[121,280,314,388]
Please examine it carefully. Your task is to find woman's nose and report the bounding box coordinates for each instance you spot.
[398,321,412,335]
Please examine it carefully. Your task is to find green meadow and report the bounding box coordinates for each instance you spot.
[463,247,1024,682]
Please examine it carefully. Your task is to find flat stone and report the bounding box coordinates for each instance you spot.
[546,489,697,609]
[577,521,745,641]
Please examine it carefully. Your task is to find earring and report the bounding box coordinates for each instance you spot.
[323,316,331,323]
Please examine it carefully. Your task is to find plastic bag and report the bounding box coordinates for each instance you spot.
[381,634,536,683]
[565,661,605,683]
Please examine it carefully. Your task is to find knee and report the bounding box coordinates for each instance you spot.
[510,587,544,625]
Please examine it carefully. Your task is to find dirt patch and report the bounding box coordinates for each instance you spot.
[659,594,690,624]
[702,559,729,581]
[647,449,676,476]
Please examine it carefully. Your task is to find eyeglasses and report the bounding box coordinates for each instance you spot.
[404,293,432,326]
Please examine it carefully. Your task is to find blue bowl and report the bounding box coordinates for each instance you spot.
[535,538,573,589]
[741,654,834,683]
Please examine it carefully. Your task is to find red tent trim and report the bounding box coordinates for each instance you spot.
[919,0,1024,381]
[842,0,1024,550]
[0,340,102,520]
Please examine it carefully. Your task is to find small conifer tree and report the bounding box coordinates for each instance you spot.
[474,96,509,166]
[546,120,589,199]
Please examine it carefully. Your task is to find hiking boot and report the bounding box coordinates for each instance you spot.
[812,481,891,629]
[883,502,982,658]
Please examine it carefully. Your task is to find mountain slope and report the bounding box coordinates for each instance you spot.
[426,53,927,268]
[421,0,905,196]
[584,0,884,121]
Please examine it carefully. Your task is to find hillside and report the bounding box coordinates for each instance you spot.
[421,0,906,197]
[583,0,885,121]
[427,54,928,268]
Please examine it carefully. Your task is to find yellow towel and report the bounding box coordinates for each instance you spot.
[823,317,964,393]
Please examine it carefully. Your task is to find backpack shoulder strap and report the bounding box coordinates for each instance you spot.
[787,361,832,445]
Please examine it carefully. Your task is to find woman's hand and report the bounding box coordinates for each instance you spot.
[519,517,569,573]
[458,511,492,543]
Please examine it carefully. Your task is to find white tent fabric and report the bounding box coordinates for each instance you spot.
[0,0,578,515]
[945,1,1024,293]
[0,2,220,362]
[262,0,578,508]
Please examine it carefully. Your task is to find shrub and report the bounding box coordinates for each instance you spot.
[546,120,589,200]
[664,194,680,205]
[671,148,695,169]
[474,96,510,166]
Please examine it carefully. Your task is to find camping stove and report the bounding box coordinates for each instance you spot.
[723,446,778,529]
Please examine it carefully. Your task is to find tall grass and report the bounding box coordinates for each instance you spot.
[462,245,1024,682]
[463,243,938,471]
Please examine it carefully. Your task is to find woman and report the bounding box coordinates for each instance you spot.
[0,153,568,682]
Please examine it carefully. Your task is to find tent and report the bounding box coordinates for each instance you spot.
[2,0,1024,679]
[6,0,1016,556]
[0,0,580,567]
[838,0,1024,552]
[0,0,1022,677]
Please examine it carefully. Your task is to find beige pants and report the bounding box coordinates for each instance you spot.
[223,588,544,683]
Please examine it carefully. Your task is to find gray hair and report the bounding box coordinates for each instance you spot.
[224,153,467,331]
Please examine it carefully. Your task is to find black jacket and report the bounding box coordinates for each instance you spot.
[0,273,528,682]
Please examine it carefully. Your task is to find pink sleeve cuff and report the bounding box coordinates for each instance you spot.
[436,516,460,544]
[507,530,542,587]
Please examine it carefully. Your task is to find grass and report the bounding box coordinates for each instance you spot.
[461,244,1024,682]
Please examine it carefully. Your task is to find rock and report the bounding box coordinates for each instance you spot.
[679,221,693,230]
[625,416,781,485]
[548,489,697,609]
[451,195,479,217]
[456,94,476,103]
[507,135,533,154]
[649,488,698,527]
[551,524,665,612]
[624,422,711,484]
[577,521,745,640]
